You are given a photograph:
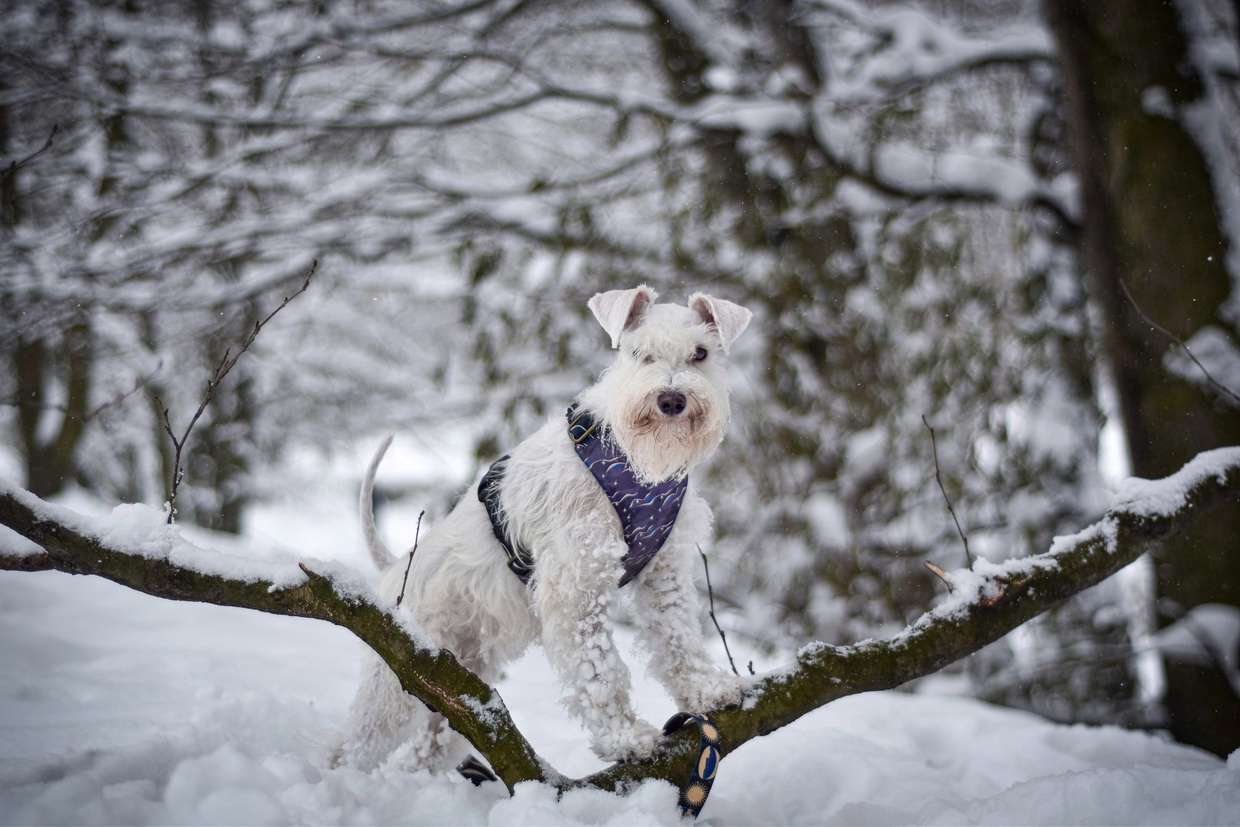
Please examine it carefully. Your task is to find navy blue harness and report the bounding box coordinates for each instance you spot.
[477,405,688,587]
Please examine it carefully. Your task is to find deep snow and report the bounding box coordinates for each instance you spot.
[1,472,1238,826]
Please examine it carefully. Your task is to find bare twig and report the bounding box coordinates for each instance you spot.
[396,510,425,607]
[1157,599,1240,699]
[87,361,164,422]
[0,360,163,423]
[1,125,57,182]
[158,261,316,523]
[698,545,738,676]
[922,416,973,567]
[1119,278,1240,407]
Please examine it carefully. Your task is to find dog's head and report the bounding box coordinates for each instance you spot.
[582,285,752,483]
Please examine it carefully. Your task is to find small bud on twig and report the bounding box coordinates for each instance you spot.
[924,560,955,592]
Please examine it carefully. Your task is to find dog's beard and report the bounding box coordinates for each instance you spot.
[609,390,727,484]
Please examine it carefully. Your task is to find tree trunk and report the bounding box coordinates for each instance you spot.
[1044,0,1240,756]
[13,324,93,499]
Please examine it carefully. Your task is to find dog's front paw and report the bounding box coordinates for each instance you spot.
[592,719,664,763]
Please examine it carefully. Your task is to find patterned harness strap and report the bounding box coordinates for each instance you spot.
[478,405,687,587]
[663,712,724,818]
[567,404,688,587]
[477,454,534,583]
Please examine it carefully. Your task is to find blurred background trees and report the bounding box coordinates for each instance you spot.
[1045,0,1240,757]
[3,0,1237,755]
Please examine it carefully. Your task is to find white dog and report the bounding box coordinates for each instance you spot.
[334,285,751,775]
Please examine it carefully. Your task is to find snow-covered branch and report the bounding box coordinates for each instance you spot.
[0,479,544,793]
[3,447,1238,801]
[806,0,1054,98]
[714,447,1240,752]
[641,0,1074,225]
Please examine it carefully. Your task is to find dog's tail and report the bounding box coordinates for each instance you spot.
[360,434,399,572]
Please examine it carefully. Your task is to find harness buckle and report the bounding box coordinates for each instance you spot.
[568,409,599,444]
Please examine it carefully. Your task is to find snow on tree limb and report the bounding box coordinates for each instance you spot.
[0,479,544,793]
[711,446,1240,754]
[2,445,1238,796]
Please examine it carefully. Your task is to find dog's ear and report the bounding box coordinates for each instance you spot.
[589,285,658,348]
[689,293,753,355]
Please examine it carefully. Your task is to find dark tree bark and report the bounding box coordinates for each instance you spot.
[1044,0,1240,756]
[14,324,93,499]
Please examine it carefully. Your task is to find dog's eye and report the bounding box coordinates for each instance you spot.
[692,347,708,363]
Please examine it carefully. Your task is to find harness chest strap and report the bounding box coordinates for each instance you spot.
[477,405,688,587]
[477,454,532,582]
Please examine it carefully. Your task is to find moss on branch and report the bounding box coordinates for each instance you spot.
[0,482,543,792]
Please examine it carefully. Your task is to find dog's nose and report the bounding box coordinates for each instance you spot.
[658,391,687,416]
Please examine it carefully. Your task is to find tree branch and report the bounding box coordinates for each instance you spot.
[707,446,1240,753]
[2,446,1239,801]
[1,124,57,182]
[156,261,316,522]
[1119,278,1240,407]
[0,477,546,792]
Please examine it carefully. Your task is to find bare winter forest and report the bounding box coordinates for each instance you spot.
[2,1,1240,822]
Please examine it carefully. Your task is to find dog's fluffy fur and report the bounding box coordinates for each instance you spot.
[332,285,751,773]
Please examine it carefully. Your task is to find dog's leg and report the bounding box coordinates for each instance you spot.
[631,499,745,713]
[332,645,478,774]
[533,531,662,762]
[330,647,440,771]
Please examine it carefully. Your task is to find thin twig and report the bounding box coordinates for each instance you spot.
[922,416,972,567]
[0,360,163,422]
[397,510,425,607]
[698,545,738,676]
[1,125,57,182]
[1157,599,1240,699]
[1119,278,1240,407]
[87,361,164,422]
[158,261,316,523]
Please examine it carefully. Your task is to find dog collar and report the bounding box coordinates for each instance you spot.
[567,404,688,587]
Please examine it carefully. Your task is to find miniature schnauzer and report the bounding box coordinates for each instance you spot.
[333,284,751,774]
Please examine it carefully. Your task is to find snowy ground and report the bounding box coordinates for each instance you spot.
[2,463,1238,825]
